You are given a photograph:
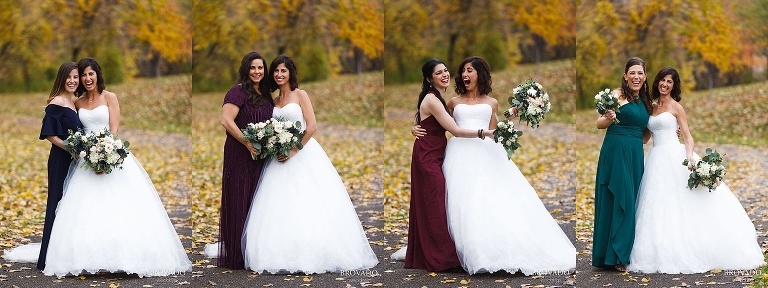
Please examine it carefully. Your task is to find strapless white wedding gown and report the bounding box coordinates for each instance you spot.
[628,112,764,273]
[38,105,191,277]
[443,104,575,275]
[242,103,378,274]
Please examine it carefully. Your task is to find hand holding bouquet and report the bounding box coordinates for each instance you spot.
[65,128,131,174]
[682,148,727,192]
[242,117,304,160]
[508,79,551,128]
[594,88,621,124]
[493,120,523,159]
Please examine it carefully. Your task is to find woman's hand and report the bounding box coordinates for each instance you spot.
[484,129,495,139]
[277,147,299,162]
[411,125,426,139]
[603,109,616,122]
[245,141,258,159]
[504,107,519,120]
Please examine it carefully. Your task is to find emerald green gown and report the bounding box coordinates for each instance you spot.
[592,99,649,267]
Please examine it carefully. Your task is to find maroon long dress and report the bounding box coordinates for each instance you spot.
[405,113,461,271]
[218,85,274,269]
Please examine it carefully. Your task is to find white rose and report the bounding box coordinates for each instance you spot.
[506,140,512,146]
[709,164,719,174]
[81,136,88,141]
[498,136,505,143]
[79,151,86,158]
[543,93,550,102]
[513,87,521,94]
[536,83,542,89]
[527,88,537,96]
[115,141,123,149]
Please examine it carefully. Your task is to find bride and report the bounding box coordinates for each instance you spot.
[39,57,190,277]
[628,67,764,273]
[441,56,575,275]
[241,55,378,274]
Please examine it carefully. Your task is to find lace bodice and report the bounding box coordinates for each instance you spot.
[273,103,307,132]
[78,105,110,133]
[453,104,492,130]
[648,112,680,147]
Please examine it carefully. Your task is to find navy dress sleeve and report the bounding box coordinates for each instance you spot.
[40,105,67,140]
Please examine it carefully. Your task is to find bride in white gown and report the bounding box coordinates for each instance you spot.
[628,67,764,273]
[441,57,575,275]
[13,58,191,277]
[241,55,377,274]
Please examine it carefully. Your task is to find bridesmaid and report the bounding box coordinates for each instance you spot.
[592,57,652,271]
[37,62,83,270]
[406,59,493,272]
[218,52,274,269]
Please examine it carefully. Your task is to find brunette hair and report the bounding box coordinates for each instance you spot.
[47,62,78,103]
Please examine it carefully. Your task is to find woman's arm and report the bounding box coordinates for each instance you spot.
[221,103,257,157]
[596,109,616,129]
[278,89,317,162]
[488,98,499,130]
[423,95,493,138]
[46,135,67,150]
[296,89,317,146]
[674,102,695,161]
[105,92,121,136]
[642,128,651,144]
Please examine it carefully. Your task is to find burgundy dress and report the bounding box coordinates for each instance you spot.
[405,114,461,271]
[219,85,274,269]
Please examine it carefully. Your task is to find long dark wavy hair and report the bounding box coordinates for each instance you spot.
[47,62,78,103]
[621,56,652,114]
[651,66,682,102]
[415,59,448,124]
[237,52,272,106]
[454,56,492,96]
[76,57,106,97]
[267,54,299,93]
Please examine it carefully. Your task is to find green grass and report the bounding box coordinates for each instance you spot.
[576,80,768,147]
[0,75,192,135]
[754,258,768,287]
[384,59,576,124]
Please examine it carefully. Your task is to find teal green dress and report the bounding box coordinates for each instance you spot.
[592,99,649,267]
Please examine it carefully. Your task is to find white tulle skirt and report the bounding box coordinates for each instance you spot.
[42,154,191,277]
[443,137,576,275]
[242,138,378,274]
[629,143,765,273]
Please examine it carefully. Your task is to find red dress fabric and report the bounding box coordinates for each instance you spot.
[218,85,273,269]
[405,113,461,271]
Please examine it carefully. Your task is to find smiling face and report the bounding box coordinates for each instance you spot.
[624,64,646,93]
[461,62,478,92]
[657,74,674,97]
[65,68,79,93]
[431,63,450,90]
[81,66,98,92]
[273,63,289,87]
[249,59,265,84]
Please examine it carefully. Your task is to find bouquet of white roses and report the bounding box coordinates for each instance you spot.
[493,120,523,159]
[507,79,551,128]
[682,148,727,192]
[65,128,130,174]
[594,88,621,124]
[242,117,304,160]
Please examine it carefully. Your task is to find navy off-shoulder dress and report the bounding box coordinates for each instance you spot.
[37,104,82,270]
